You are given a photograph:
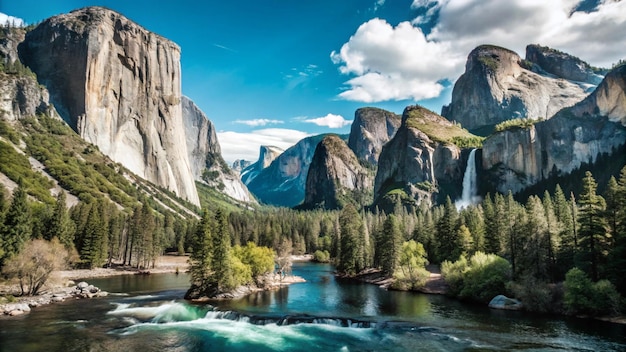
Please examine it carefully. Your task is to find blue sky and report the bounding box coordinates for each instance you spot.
[2,0,625,163]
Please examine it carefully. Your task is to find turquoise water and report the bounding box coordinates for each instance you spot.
[0,262,625,351]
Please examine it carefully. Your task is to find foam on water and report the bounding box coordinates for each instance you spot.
[106,301,477,351]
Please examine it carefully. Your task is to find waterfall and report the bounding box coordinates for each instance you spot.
[456,149,478,209]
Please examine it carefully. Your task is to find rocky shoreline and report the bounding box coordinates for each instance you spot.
[187,274,306,301]
[1,280,108,317]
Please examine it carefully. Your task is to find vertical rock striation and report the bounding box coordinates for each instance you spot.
[482,64,626,194]
[374,105,466,206]
[347,107,401,165]
[19,7,199,205]
[182,96,254,203]
[303,135,371,210]
[246,134,327,207]
[442,45,591,134]
[240,145,284,185]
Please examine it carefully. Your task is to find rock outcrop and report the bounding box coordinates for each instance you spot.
[303,135,372,210]
[19,7,199,205]
[0,27,25,66]
[232,160,252,175]
[374,105,467,206]
[442,45,591,133]
[0,73,56,122]
[526,44,604,86]
[347,107,401,165]
[240,145,284,185]
[482,65,626,194]
[247,134,327,207]
[182,96,254,203]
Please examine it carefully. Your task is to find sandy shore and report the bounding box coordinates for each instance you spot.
[56,254,190,281]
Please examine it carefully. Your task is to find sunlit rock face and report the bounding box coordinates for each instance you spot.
[20,6,199,205]
[483,65,626,194]
[374,105,464,206]
[246,134,326,207]
[181,96,254,203]
[347,107,401,166]
[240,145,284,186]
[525,44,604,86]
[442,45,592,133]
[303,135,371,210]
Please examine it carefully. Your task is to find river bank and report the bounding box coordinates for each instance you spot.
[338,264,448,295]
[0,254,311,316]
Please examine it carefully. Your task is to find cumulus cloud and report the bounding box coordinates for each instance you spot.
[332,0,626,103]
[0,13,25,27]
[234,119,284,127]
[304,113,352,128]
[217,128,310,163]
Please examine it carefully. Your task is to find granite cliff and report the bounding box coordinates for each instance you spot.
[302,135,371,210]
[442,45,592,134]
[246,134,326,207]
[347,107,401,165]
[18,7,199,205]
[525,44,604,86]
[374,105,477,206]
[482,64,626,194]
[240,145,284,186]
[181,96,254,203]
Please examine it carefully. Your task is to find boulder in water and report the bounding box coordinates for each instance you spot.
[488,295,523,310]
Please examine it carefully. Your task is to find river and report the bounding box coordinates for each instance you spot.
[0,262,624,351]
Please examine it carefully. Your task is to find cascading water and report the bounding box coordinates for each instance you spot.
[456,148,479,208]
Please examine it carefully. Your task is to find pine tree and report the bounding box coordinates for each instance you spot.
[0,183,31,266]
[81,201,106,268]
[522,196,549,280]
[607,166,626,293]
[48,191,75,249]
[462,206,485,253]
[379,214,401,276]
[554,184,575,279]
[604,176,619,244]
[189,211,213,291]
[436,196,459,262]
[577,172,608,281]
[542,190,560,281]
[211,209,234,293]
[483,193,504,255]
[338,204,364,275]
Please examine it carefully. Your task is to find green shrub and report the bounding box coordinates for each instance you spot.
[442,251,511,303]
[494,118,538,132]
[508,274,554,313]
[313,250,330,263]
[564,268,621,315]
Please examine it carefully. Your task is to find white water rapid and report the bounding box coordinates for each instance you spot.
[456,148,479,209]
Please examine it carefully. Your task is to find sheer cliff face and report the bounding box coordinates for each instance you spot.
[181,96,254,203]
[374,106,463,205]
[525,44,604,85]
[19,7,199,205]
[240,145,284,185]
[304,135,372,210]
[483,65,626,194]
[442,45,590,133]
[347,107,401,165]
[247,135,326,207]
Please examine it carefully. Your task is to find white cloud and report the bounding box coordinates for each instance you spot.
[0,13,25,27]
[331,19,463,102]
[234,119,284,127]
[304,113,352,128]
[332,0,626,103]
[217,128,310,163]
